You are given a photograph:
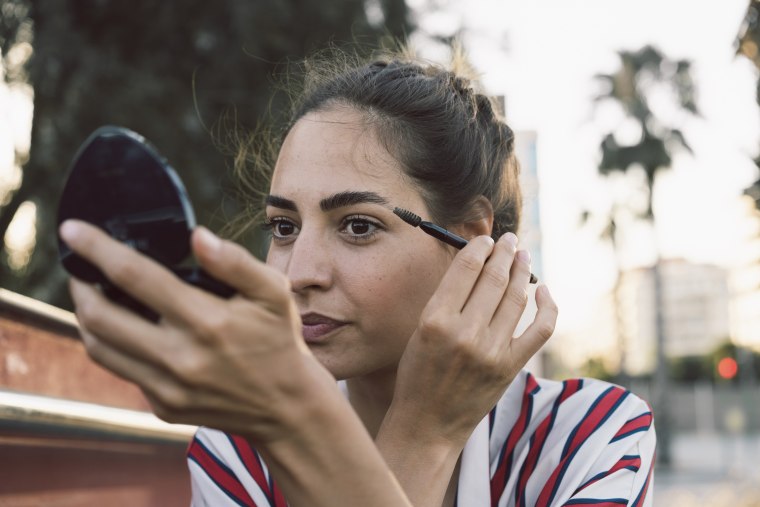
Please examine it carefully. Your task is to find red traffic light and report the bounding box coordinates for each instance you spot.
[717,357,738,380]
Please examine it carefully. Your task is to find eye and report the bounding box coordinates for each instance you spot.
[262,217,300,241]
[340,215,382,242]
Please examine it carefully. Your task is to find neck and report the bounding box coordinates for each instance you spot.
[345,366,398,438]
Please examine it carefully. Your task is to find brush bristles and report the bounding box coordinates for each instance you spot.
[393,207,422,227]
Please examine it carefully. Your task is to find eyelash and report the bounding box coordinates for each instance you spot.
[340,215,383,243]
[261,215,383,244]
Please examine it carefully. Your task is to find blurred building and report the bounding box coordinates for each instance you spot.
[618,259,731,374]
[513,130,545,374]
[728,195,760,351]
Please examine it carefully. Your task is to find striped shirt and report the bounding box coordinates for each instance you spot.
[187,370,655,507]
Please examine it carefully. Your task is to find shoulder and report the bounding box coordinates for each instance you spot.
[489,370,653,446]
[488,371,655,507]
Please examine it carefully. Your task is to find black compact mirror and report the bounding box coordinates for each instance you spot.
[58,126,234,320]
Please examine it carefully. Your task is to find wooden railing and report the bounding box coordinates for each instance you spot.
[0,289,195,507]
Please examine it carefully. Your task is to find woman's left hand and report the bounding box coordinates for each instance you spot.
[381,232,558,449]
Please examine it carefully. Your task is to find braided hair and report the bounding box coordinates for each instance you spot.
[230,47,522,241]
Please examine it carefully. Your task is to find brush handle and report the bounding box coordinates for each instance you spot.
[419,221,468,249]
[419,221,538,284]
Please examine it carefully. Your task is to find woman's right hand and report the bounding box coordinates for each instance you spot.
[60,219,336,443]
[374,233,557,506]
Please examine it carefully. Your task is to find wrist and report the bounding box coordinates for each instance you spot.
[379,400,471,451]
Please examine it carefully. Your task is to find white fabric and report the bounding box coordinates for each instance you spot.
[188,370,655,507]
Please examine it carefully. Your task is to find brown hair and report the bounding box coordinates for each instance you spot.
[225,46,522,241]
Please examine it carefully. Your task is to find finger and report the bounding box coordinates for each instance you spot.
[487,247,532,337]
[509,285,558,366]
[425,235,495,313]
[76,310,179,401]
[461,233,518,324]
[60,220,210,323]
[192,226,302,309]
[70,277,183,366]
[78,324,194,424]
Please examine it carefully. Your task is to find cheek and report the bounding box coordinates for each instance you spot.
[344,249,449,329]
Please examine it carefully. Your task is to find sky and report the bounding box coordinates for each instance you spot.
[408,0,760,354]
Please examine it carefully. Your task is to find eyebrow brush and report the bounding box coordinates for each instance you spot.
[393,207,538,284]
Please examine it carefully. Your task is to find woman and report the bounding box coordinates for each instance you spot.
[60,48,654,507]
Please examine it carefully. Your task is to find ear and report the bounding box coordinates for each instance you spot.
[452,195,494,240]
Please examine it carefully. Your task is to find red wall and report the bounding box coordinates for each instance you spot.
[0,292,192,507]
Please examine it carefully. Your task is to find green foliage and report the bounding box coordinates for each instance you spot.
[0,0,413,308]
[736,0,760,214]
[667,340,760,383]
[579,357,615,383]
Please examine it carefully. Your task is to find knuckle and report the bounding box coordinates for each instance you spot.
[154,385,191,414]
[76,299,102,328]
[107,257,139,286]
[536,318,556,340]
[506,286,529,308]
[419,311,450,339]
[483,265,509,288]
[456,252,484,273]
[194,310,232,343]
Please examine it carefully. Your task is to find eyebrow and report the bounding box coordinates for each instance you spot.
[265,191,390,213]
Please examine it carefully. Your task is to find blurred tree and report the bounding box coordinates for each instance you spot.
[0,0,413,308]
[579,205,629,387]
[579,356,615,383]
[593,45,699,466]
[669,355,712,383]
[736,0,760,294]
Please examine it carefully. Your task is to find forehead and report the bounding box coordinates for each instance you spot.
[270,106,420,206]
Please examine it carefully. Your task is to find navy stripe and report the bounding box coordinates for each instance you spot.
[547,388,630,506]
[575,471,607,492]
[632,463,653,507]
[565,498,627,505]
[189,439,252,507]
[515,379,572,507]
[226,435,276,507]
[610,426,650,442]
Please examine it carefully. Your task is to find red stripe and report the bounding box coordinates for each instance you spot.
[610,456,641,475]
[559,379,582,404]
[230,435,273,499]
[535,387,627,507]
[188,439,257,507]
[632,460,653,507]
[272,480,288,507]
[490,373,538,507]
[514,379,584,506]
[613,413,652,440]
[576,455,641,492]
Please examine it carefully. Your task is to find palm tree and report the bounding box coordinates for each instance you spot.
[737,0,760,272]
[593,45,698,466]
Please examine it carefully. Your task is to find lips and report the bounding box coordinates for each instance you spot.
[300,312,347,343]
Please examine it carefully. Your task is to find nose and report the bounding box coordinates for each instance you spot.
[284,229,334,294]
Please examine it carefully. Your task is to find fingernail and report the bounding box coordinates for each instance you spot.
[197,227,221,253]
[540,285,552,299]
[504,232,518,247]
[517,250,531,264]
[59,220,80,242]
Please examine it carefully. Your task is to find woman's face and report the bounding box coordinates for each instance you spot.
[266,105,454,380]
